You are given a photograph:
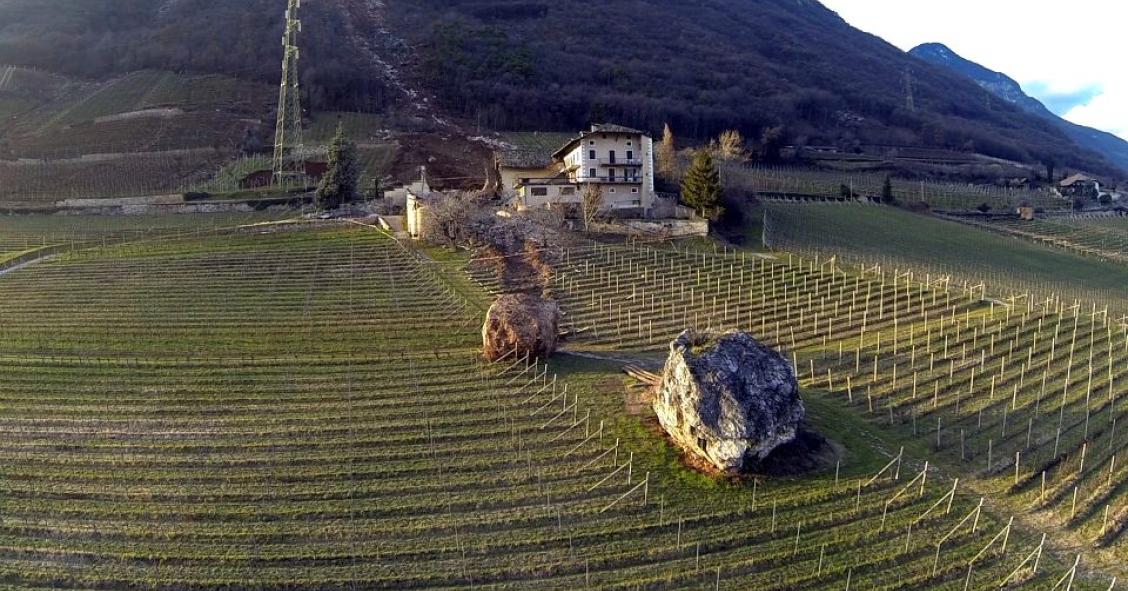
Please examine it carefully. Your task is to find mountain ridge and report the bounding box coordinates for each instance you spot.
[0,0,1122,178]
[909,42,1128,175]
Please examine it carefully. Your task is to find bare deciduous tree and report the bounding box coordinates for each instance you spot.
[657,124,678,178]
[716,129,745,161]
[422,193,483,247]
[581,184,604,230]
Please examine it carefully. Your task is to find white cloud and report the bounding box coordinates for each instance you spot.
[818,0,1128,139]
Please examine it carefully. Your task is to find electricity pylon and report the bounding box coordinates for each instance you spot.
[272,0,305,186]
[902,67,916,113]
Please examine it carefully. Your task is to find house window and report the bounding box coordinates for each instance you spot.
[589,140,595,146]
[589,149,596,160]
[531,187,548,197]
[608,169,616,181]
[560,187,576,196]
[609,188,616,193]
[589,168,597,179]
[626,150,633,160]
[627,141,633,147]
[631,188,639,193]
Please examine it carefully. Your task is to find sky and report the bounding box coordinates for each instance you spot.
[818,0,1128,140]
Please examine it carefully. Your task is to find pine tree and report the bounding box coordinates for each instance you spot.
[681,150,723,219]
[657,123,677,178]
[316,123,360,209]
[881,175,894,204]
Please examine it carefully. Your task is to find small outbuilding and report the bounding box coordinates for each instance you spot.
[1060,174,1101,199]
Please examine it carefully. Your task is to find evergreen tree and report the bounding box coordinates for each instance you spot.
[681,150,723,219]
[657,123,677,178]
[881,175,894,204]
[316,123,360,209]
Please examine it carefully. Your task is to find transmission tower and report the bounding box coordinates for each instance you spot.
[902,68,916,112]
[272,0,305,186]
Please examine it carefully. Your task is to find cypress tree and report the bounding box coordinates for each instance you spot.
[681,150,723,219]
[316,122,361,209]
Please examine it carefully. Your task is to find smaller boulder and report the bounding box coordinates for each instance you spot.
[482,294,561,362]
[653,329,803,474]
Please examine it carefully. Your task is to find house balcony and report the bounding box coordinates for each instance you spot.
[581,176,643,184]
[519,177,576,186]
[598,159,643,167]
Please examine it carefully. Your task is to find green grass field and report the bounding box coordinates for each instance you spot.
[762,203,1128,313]
[0,219,1116,588]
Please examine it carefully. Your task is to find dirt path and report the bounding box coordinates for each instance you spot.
[0,253,56,278]
[557,348,665,369]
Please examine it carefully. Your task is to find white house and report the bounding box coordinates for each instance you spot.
[500,124,658,213]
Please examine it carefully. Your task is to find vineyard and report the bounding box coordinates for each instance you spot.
[548,240,1126,571]
[0,68,276,204]
[947,215,1128,263]
[761,203,1128,314]
[5,112,256,160]
[0,219,1117,588]
[6,70,271,136]
[730,165,1065,211]
[0,151,229,205]
[307,112,389,143]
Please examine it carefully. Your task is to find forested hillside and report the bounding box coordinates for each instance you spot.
[0,0,394,111]
[0,0,1121,177]
[389,0,1119,175]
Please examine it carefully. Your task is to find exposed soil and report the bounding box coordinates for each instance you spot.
[388,132,493,191]
[747,426,840,477]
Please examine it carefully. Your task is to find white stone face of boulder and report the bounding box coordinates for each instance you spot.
[653,329,803,474]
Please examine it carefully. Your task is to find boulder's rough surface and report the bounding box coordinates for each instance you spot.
[653,330,803,474]
[482,294,561,361]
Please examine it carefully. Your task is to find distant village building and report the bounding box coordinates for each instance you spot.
[1059,173,1101,199]
[497,124,657,214]
[1017,203,1035,220]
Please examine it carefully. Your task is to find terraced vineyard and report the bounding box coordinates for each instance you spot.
[6,113,256,160]
[0,152,229,205]
[0,68,274,204]
[0,221,1112,589]
[6,70,271,136]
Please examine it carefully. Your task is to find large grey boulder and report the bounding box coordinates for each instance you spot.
[653,329,803,474]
